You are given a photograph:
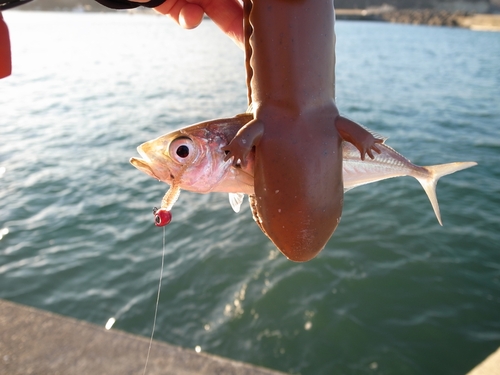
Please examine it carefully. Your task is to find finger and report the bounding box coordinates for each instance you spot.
[154,0,179,18]
[179,3,204,29]
[156,0,197,28]
[187,0,244,48]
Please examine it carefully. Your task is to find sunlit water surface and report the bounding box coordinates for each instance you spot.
[1,11,499,375]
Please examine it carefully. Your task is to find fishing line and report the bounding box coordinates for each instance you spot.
[142,226,166,375]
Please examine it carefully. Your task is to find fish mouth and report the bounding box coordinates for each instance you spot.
[129,145,161,180]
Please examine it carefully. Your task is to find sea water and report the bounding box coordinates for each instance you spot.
[1,11,499,375]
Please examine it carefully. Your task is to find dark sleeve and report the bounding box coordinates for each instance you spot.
[1,0,33,11]
[94,0,165,10]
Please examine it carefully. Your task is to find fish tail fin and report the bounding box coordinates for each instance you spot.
[417,161,477,226]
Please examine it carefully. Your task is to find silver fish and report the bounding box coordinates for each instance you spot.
[130,114,476,224]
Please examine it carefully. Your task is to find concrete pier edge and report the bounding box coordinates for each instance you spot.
[2,298,499,374]
[466,346,500,375]
[0,299,288,375]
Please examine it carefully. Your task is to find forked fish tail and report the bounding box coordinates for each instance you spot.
[417,161,477,226]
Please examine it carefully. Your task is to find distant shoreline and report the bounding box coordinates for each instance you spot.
[336,8,500,31]
[10,6,500,32]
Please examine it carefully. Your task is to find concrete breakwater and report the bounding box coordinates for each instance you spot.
[0,299,288,375]
[336,8,500,31]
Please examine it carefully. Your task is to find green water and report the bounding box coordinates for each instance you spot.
[1,11,499,375]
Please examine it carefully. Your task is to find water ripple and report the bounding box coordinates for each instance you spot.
[1,12,499,375]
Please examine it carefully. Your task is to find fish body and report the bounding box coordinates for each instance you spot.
[342,142,476,225]
[130,115,476,231]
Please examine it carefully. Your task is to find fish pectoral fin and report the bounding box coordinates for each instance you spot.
[229,193,245,213]
[129,157,160,180]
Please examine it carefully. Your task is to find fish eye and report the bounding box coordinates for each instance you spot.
[168,137,198,164]
[176,145,190,158]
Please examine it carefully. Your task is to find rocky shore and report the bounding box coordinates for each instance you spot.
[379,9,471,26]
[336,8,500,31]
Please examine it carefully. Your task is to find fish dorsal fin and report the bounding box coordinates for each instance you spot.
[229,193,245,213]
[339,115,388,143]
[363,124,387,143]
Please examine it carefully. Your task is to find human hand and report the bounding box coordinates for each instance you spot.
[154,0,244,49]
